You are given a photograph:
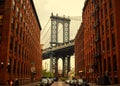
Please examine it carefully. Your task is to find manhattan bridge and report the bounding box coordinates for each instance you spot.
[42,13,81,77]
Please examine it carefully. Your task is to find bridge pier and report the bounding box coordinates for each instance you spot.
[67,56,70,73]
[62,56,71,77]
[62,57,65,76]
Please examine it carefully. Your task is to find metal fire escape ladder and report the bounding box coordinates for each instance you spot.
[92,0,102,76]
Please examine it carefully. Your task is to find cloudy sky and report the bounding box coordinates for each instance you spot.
[33,0,85,71]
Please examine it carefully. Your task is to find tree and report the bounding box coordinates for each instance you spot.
[42,70,54,78]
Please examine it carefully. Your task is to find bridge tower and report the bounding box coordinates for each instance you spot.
[50,13,71,77]
[50,13,70,46]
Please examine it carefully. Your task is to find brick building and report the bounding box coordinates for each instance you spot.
[75,23,85,78]
[82,0,96,82]
[97,0,120,84]
[75,0,120,84]
[0,0,42,85]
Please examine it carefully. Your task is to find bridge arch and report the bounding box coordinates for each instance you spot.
[58,58,63,75]
[58,23,63,43]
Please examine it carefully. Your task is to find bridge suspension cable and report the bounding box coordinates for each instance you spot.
[42,26,51,48]
[69,16,82,21]
[41,25,51,41]
[41,19,50,33]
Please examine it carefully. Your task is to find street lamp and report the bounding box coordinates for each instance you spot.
[31,62,36,82]
[0,61,4,68]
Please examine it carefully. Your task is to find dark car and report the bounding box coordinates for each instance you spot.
[69,78,77,86]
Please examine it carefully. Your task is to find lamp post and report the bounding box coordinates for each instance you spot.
[0,61,4,68]
[31,63,36,82]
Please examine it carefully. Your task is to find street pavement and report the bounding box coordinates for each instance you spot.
[21,81,120,86]
[51,81,69,86]
[21,82,38,86]
[21,81,69,86]
[89,83,120,86]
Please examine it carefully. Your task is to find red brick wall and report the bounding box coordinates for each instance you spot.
[82,0,95,82]
[75,23,84,78]
[114,0,120,83]
[0,0,42,85]
[81,0,120,84]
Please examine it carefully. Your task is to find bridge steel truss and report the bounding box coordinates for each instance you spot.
[44,13,73,77]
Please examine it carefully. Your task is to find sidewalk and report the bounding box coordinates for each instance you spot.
[89,83,120,86]
[21,82,38,86]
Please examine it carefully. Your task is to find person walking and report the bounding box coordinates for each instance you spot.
[14,78,19,86]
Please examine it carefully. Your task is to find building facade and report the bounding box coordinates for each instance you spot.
[0,0,42,85]
[82,0,96,82]
[75,23,85,79]
[97,0,120,84]
[81,0,120,84]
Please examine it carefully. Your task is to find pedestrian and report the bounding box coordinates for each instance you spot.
[103,71,111,85]
[14,78,19,86]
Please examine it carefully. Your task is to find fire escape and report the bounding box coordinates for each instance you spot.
[92,0,102,77]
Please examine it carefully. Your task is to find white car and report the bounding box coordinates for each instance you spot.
[65,79,70,84]
[41,78,49,85]
[69,79,77,85]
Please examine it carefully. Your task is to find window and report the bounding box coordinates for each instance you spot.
[109,0,112,9]
[7,58,12,73]
[113,55,117,71]
[0,0,4,6]
[16,7,19,17]
[21,0,23,4]
[11,17,14,32]
[110,14,114,28]
[19,13,22,23]
[108,57,111,71]
[102,25,104,35]
[102,41,105,51]
[22,48,24,58]
[17,61,20,75]
[14,41,17,53]
[112,33,115,48]
[104,3,108,16]
[107,38,110,51]
[15,23,18,35]
[20,29,22,39]
[104,59,106,71]
[12,0,15,10]
[17,44,19,56]
[100,0,103,4]
[106,19,109,32]
[114,77,118,84]
[0,15,3,25]
[0,33,2,43]
[23,5,26,11]
[13,60,16,73]
[10,36,13,50]
[101,9,103,19]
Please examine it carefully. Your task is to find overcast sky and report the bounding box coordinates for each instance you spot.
[33,0,85,71]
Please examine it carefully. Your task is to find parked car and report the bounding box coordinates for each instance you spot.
[36,77,54,86]
[47,78,53,85]
[76,79,89,86]
[41,78,49,86]
[69,79,77,85]
[53,77,58,81]
[65,79,70,84]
